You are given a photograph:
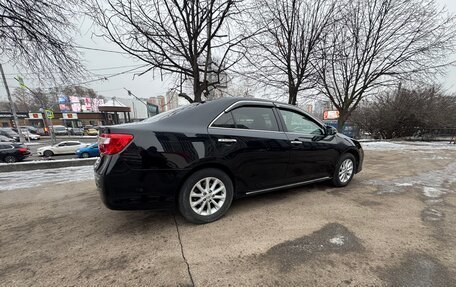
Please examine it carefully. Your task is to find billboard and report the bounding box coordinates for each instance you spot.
[323,110,340,120]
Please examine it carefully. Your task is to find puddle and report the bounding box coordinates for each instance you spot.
[379,253,451,287]
[262,223,364,271]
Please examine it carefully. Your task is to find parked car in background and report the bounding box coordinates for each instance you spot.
[76,143,100,158]
[37,141,90,157]
[68,127,84,136]
[0,135,14,142]
[0,143,31,163]
[95,98,364,223]
[84,127,98,136]
[0,128,20,142]
[18,126,38,134]
[19,128,40,140]
[50,125,69,136]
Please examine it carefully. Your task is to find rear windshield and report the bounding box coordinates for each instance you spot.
[142,104,198,123]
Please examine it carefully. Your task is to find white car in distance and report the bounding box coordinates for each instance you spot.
[20,129,41,140]
[37,141,90,157]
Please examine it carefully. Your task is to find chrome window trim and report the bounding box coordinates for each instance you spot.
[208,126,286,134]
[245,176,331,195]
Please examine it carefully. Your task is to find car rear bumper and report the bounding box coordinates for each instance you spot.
[94,156,185,210]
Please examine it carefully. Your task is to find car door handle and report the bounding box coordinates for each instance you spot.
[290,140,302,144]
[218,138,237,143]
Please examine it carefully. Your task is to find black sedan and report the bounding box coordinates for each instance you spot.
[0,143,31,163]
[95,98,363,223]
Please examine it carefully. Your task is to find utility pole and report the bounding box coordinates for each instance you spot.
[0,63,25,143]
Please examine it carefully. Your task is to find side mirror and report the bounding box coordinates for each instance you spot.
[325,125,337,136]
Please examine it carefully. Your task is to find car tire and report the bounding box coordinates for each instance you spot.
[332,153,356,187]
[81,152,90,158]
[43,150,54,157]
[178,168,234,224]
[4,155,17,163]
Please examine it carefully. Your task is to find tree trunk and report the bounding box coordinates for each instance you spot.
[337,111,349,132]
[288,87,298,105]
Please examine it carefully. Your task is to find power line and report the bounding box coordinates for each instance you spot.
[4,64,144,76]
[74,45,129,55]
[51,64,150,88]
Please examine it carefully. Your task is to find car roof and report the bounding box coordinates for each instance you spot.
[110,97,316,134]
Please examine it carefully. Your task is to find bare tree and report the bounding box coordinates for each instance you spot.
[0,0,84,83]
[88,0,251,103]
[245,0,335,105]
[314,0,456,131]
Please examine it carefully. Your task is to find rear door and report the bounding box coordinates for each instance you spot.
[65,142,81,154]
[208,103,291,192]
[277,107,338,181]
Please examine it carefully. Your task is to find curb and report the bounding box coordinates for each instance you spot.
[0,158,97,172]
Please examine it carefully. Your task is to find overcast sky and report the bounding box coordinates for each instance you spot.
[1,0,456,101]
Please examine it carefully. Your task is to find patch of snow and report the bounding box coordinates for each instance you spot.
[23,142,43,146]
[0,166,94,191]
[329,235,345,246]
[395,183,413,187]
[0,157,97,166]
[422,187,445,198]
[362,141,456,151]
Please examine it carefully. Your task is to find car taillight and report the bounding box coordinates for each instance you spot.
[18,148,28,153]
[98,133,133,155]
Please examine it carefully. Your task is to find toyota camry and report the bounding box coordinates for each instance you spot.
[95,98,363,223]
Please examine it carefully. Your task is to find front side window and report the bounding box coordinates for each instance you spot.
[279,109,324,135]
[231,107,278,131]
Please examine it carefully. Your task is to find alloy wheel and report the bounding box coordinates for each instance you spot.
[4,156,16,163]
[338,159,354,183]
[189,177,226,216]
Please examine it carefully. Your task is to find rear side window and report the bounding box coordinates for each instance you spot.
[212,112,236,128]
[231,107,279,131]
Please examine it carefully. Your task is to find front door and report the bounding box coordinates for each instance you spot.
[208,105,290,192]
[277,108,336,181]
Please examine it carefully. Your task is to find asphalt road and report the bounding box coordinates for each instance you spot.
[23,137,97,161]
[1,147,456,286]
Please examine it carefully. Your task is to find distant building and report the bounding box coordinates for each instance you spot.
[148,92,181,113]
[116,97,148,121]
[166,90,179,110]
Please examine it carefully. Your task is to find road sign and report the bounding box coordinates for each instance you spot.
[16,76,26,89]
[45,109,54,119]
